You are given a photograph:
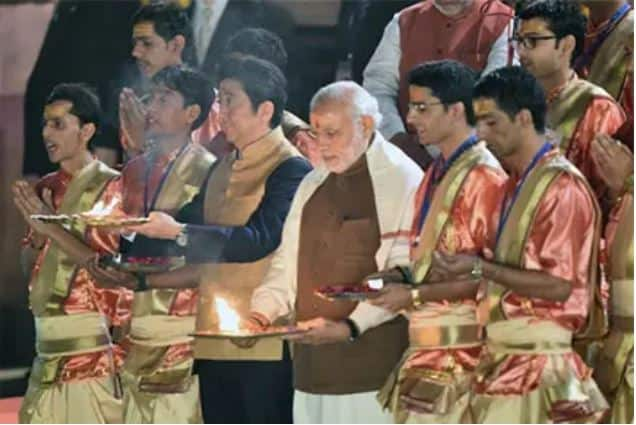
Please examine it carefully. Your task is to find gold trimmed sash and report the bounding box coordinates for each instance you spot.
[594,329,634,395]
[412,142,495,282]
[486,319,572,354]
[410,324,481,348]
[152,143,215,215]
[409,303,481,348]
[488,156,564,323]
[588,10,634,101]
[132,143,214,323]
[131,287,178,317]
[123,350,195,391]
[548,78,610,155]
[609,195,634,285]
[137,367,195,393]
[30,161,118,316]
[129,315,195,347]
[612,279,634,318]
[35,312,112,357]
[489,155,605,339]
[37,335,110,356]
[612,316,634,332]
[33,312,115,386]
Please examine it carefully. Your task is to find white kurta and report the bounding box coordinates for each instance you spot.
[294,390,392,424]
[251,132,423,423]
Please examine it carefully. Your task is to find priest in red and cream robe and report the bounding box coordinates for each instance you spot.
[578,0,633,147]
[590,134,634,424]
[14,83,132,424]
[369,60,507,424]
[435,66,608,423]
[516,0,626,204]
[88,65,216,424]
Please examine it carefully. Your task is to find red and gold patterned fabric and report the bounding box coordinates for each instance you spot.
[27,169,132,382]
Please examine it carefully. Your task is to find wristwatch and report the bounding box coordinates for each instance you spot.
[411,287,422,308]
[343,318,360,343]
[135,274,149,292]
[175,224,189,247]
[396,265,414,284]
[470,257,483,280]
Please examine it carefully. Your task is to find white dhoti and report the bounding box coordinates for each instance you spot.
[294,390,391,424]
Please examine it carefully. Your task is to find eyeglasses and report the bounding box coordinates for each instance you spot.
[407,101,444,113]
[511,34,558,50]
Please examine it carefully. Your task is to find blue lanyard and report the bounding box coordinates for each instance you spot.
[415,134,479,236]
[496,142,553,244]
[143,142,189,215]
[575,3,632,71]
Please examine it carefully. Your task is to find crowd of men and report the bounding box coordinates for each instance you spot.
[10,0,634,423]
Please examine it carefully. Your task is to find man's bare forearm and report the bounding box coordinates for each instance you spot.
[417,279,479,303]
[482,261,571,302]
[45,225,96,265]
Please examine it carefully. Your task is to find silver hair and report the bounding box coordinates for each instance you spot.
[310,81,383,129]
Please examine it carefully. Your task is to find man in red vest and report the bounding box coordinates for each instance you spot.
[363,0,514,170]
[577,0,633,144]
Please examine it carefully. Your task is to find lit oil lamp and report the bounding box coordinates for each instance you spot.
[215,297,242,333]
[193,296,306,339]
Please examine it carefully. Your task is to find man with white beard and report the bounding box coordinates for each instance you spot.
[248,81,423,423]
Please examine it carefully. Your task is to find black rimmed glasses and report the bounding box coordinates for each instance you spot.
[511,34,558,50]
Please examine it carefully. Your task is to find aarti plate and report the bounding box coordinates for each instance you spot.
[99,255,185,273]
[30,214,72,224]
[315,284,381,301]
[191,327,307,340]
[77,215,150,227]
[31,214,149,227]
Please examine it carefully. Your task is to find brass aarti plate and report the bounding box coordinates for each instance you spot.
[30,214,72,224]
[31,214,149,227]
[99,255,185,274]
[192,327,307,340]
[315,284,381,301]
[77,215,150,227]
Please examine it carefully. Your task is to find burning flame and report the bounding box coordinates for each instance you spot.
[215,297,241,332]
[86,197,118,216]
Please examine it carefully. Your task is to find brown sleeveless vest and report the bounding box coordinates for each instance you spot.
[293,155,409,394]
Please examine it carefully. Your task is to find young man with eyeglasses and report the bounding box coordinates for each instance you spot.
[515,0,626,204]
[577,0,633,140]
[366,60,507,423]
